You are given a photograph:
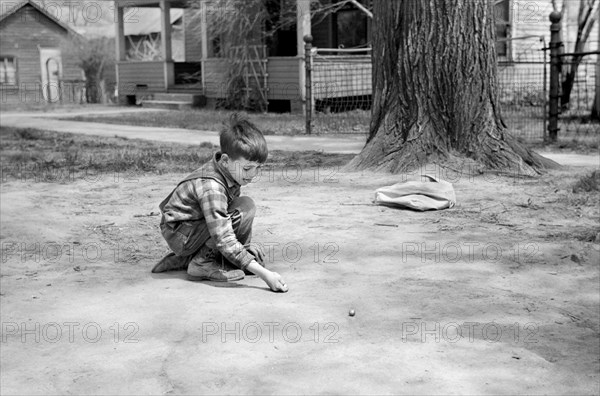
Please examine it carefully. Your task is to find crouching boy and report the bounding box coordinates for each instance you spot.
[152,114,288,293]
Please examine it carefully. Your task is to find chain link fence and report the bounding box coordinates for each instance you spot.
[497,36,548,141]
[557,59,598,139]
[305,37,597,142]
[310,48,371,135]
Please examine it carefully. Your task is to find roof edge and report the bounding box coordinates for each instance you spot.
[0,0,83,37]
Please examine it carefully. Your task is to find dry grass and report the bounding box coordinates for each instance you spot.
[61,108,370,136]
[572,170,600,193]
[0,126,355,183]
[2,102,112,113]
[61,106,596,147]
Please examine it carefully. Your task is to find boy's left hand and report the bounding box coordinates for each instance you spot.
[247,244,265,266]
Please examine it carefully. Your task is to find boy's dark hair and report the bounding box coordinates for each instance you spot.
[220,113,268,163]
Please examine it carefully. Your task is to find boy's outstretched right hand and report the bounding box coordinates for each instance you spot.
[246,260,289,293]
[264,271,288,293]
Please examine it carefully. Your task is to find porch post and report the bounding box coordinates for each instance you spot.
[160,0,172,61]
[115,3,126,98]
[200,0,208,92]
[200,0,209,60]
[115,5,126,61]
[160,0,174,90]
[297,0,311,112]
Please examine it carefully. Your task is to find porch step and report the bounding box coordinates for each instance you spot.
[142,100,194,110]
[141,92,207,110]
[153,92,200,102]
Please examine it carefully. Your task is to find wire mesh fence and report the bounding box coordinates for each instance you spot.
[557,60,599,139]
[498,62,548,141]
[305,38,598,141]
[497,36,548,141]
[310,48,371,134]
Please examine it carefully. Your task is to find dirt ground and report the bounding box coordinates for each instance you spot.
[1,150,599,394]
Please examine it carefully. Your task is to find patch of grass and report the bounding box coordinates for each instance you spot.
[0,127,215,181]
[14,128,42,140]
[0,126,354,183]
[2,102,113,113]
[526,135,600,154]
[572,227,600,242]
[546,226,600,243]
[60,108,370,136]
[555,136,600,152]
[572,170,600,193]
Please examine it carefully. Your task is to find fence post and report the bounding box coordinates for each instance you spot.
[304,35,313,135]
[595,12,600,121]
[548,11,562,143]
[542,36,548,142]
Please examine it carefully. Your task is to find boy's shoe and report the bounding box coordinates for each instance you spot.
[151,252,189,273]
[187,246,244,282]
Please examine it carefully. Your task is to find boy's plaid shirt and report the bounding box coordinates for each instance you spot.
[160,153,254,269]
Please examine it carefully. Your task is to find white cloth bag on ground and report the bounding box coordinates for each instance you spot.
[374,175,456,211]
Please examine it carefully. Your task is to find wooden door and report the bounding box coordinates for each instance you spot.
[39,48,62,102]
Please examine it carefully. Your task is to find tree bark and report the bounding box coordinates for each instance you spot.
[347,0,558,175]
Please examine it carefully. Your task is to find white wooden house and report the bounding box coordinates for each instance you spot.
[0,0,84,104]
[112,0,598,112]
[113,0,372,111]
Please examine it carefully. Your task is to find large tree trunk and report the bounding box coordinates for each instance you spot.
[347,0,557,175]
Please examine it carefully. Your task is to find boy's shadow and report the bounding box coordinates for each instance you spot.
[150,271,269,291]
